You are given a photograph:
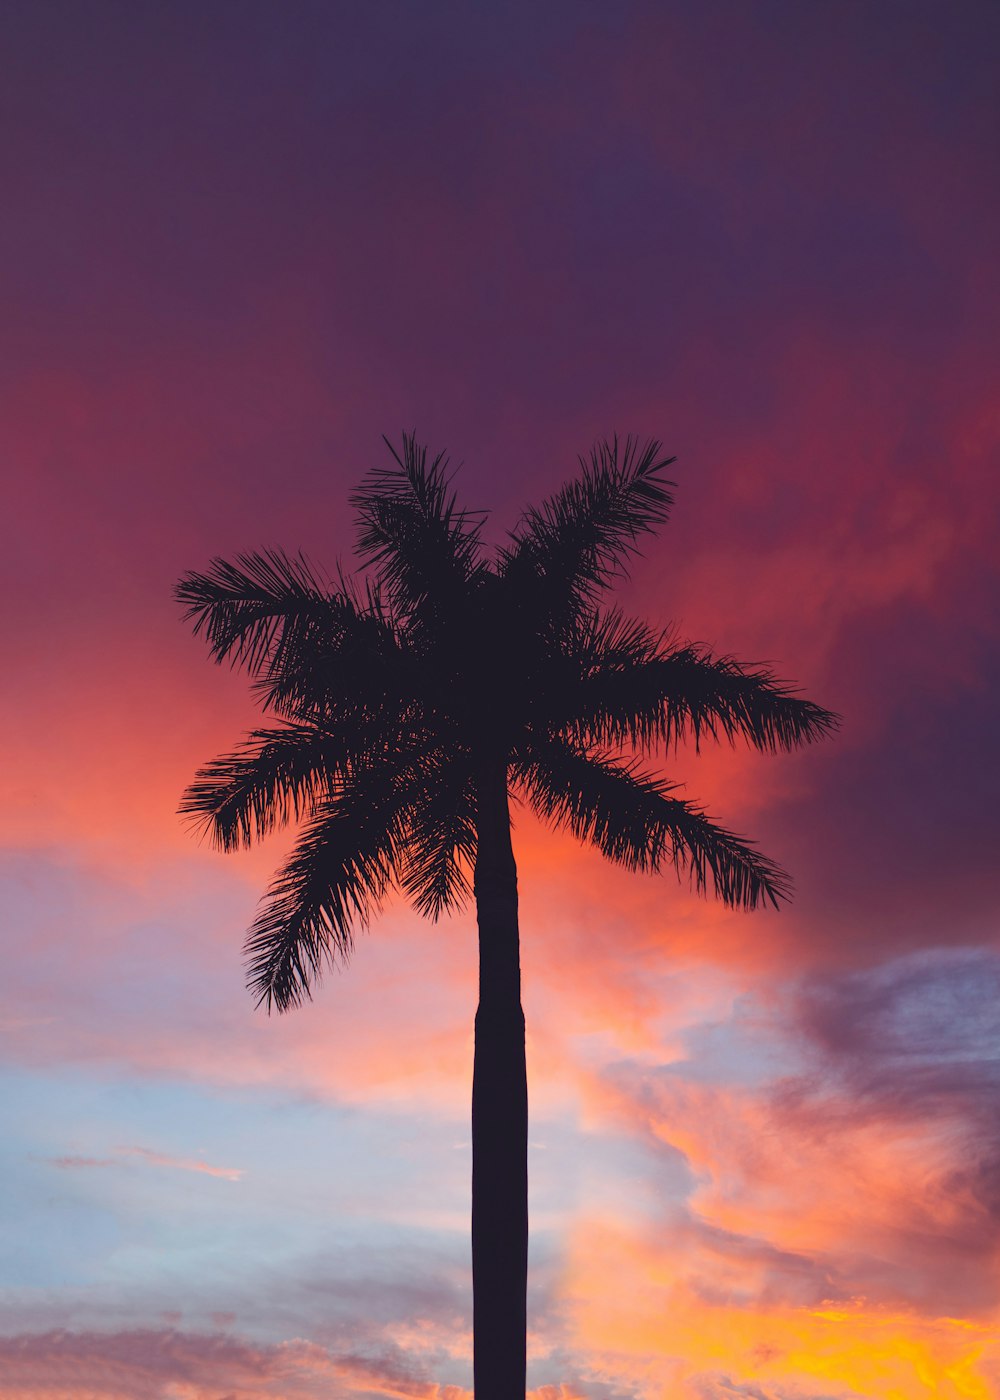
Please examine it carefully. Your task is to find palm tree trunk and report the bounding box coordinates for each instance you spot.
[472,758,527,1399]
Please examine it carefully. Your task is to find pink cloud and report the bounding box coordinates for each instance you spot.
[0,1328,472,1400]
[578,954,1000,1322]
[48,1145,243,1182]
[121,1146,244,1181]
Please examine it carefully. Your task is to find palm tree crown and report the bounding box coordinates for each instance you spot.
[177,434,837,1012]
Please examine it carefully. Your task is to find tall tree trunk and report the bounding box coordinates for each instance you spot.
[472,758,527,1399]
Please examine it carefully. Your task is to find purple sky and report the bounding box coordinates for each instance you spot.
[3,4,999,1397]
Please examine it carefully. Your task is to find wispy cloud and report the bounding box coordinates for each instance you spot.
[49,1144,244,1181]
[50,1154,116,1170]
[123,1145,244,1180]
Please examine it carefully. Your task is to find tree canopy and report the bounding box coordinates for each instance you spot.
[176,435,837,1011]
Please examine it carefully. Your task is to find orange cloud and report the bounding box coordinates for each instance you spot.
[559,1220,999,1400]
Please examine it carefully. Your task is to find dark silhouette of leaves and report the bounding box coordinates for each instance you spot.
[177,431,838,1012]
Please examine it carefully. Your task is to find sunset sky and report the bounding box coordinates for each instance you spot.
[3,3,999,1397]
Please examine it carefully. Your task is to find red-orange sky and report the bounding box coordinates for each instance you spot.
[3,4,999,1398]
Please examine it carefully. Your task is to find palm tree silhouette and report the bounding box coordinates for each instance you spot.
[176,435,837,1399]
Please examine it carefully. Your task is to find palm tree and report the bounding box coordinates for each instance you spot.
[176,435,837,1399]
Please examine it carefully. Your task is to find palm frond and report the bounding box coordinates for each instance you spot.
[562,610,841,753]
[244,760,417,1012]
[516,736,790,909]
[179,719,388,851]
[502,437,675,618]
[252,574,421,722]
[351,433,486,624]
[399,758,478,919]
[175,550,346,676]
